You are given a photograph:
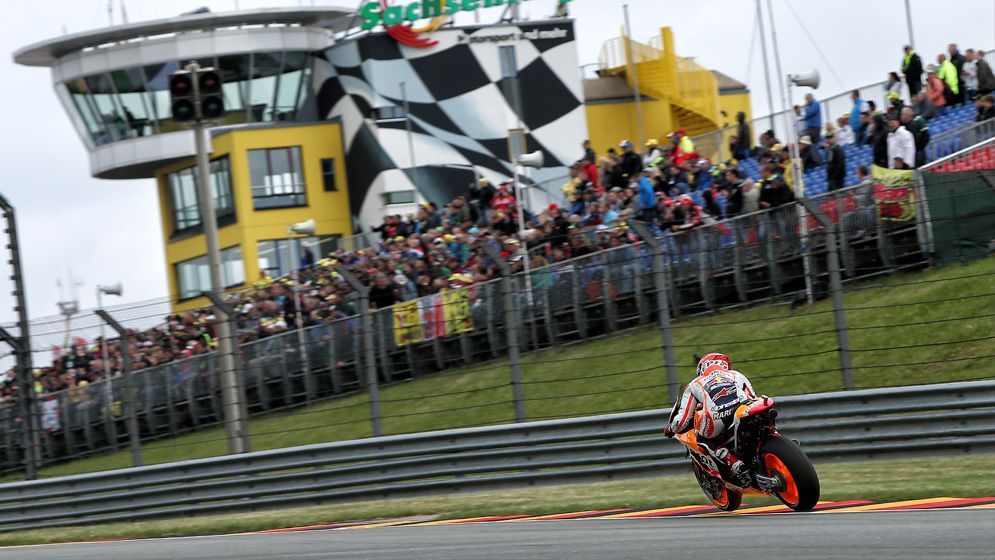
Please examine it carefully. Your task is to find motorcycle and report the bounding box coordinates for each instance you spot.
[674,396,820,512]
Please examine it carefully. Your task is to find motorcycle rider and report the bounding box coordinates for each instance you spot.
[663,353,756,484]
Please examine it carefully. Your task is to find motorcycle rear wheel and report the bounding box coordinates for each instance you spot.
[760,435,820,511]
[691,461,742,511]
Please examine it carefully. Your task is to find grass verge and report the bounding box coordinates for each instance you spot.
[1,455,993,546]
[27,256,995,478]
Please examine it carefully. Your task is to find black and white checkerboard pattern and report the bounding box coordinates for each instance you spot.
[315,20,586,226]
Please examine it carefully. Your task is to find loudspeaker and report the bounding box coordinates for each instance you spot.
[789,70,820,89]
[99,283,123,297]
[517,150,544,169]
[290,218,316,236]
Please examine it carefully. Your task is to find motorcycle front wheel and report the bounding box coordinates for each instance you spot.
[691,461,742,511]
[760,435,820,511]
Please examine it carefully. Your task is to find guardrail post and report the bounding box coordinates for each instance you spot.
[337,269,383,436]
[93,310,142,466]
[483,244,525,422]
[629,221,680,403]
[800,200,854,390]
[203,293,252,453]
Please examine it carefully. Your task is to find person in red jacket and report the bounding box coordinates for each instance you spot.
[489,183,516,217]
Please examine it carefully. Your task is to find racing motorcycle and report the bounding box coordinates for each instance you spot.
[674,396,820,511]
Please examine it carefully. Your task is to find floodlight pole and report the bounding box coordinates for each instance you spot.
[0,194,40,480]
[188,60,248,454]
[629,221,679,403]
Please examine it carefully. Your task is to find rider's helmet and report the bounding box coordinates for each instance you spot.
[697,352,731,377]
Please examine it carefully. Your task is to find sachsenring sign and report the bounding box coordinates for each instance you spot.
[360,0,572,48]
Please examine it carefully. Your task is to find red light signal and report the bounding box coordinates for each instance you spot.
[169,72,195,122]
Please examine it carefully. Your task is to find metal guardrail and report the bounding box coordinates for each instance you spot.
[925,118,995,163]
[0,380,991,532]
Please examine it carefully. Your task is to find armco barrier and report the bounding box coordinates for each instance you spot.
[0,380,992,533]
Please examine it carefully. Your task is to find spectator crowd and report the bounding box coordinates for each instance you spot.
[7,41,994,405]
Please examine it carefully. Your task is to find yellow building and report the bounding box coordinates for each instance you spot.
[154,121,350,312]
[584,27,752,159]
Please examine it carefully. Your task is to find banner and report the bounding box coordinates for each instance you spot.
[872,165,917,222]
[442,289,474,335]
[42,398,60,432]
[393,300,423,347]
[393,289,475,347]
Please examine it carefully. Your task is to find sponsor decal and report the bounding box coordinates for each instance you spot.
[359,0,572,48]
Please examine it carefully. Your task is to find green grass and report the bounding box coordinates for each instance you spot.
[28,256,995,478]
[1,455,993,546]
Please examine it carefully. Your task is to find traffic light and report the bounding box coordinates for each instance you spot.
[198,69,226,119]
[169,71,196,122]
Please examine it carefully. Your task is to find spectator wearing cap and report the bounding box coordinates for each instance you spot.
[902,46,923,96]
[834,116,854,145]
[925,64,947,110]
[802,93,822,145]
[886,114,915,169]
[670,129,697,167]
[824,131,845,191]
[798,135,822,172]
[618,140,643,179]
[644,139,663,166]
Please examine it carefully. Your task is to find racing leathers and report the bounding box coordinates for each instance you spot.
[666,366,756,482]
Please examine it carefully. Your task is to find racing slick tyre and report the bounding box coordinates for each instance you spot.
[691,461,742,511]
[760,435,820,511]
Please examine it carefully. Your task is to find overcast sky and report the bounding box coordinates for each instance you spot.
[0,0,992,335]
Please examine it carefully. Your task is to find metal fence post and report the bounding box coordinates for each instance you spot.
[629,222,680,403]
[204,293,251,452]
[800,200,854,390]
[483,244,525,422]
[338,269,382,436]
[93,310,142,467]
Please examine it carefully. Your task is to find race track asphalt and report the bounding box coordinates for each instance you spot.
[4,510,993,560]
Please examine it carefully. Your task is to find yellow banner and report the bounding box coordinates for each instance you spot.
[392,300,423,347]
[872,165,917,222]
[442,288,474,335]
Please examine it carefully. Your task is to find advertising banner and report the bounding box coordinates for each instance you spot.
[394,288,474,346]
[872,165,917,222]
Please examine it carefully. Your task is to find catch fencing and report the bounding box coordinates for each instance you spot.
[4,163,995,476]
[0,380,990,532]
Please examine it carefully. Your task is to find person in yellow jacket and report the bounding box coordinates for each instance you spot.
[936,53,960,106]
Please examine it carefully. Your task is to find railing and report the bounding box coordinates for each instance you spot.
[925,118,995,162]
[0,380,990,532]
[2,176,937,473]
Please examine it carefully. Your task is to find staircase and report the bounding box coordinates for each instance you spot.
[599,27,721,137]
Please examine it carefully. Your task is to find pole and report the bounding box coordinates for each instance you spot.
[482,244,525,422]
[401,82,420,194]
[765,7,815,305]
[287,233,314,402]
[338,268,382,436]
[903,0,915,50]
[189,61,249,454]
[94,310,141,466]
[0,196,40,480]
[622,5,646,148]
[96,288,118,450]
[800,201,853,389]
[755,0,776,132]
[629,221,679,403]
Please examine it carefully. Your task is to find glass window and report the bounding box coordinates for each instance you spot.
[384,191,416,205]
[218,54,251,123]
[248,52,283,122]
[166,156,236,234]
[248,147,307,209]
[110,67,153,137]
[84,73,131,143]
[143,61,181,132]
[320,158,337,191]
[176,246,244,300]
[65,79,106,144]
[257,236,340,277]
[274,52,307,121]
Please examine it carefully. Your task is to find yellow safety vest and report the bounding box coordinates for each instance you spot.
[937,60,960,94]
